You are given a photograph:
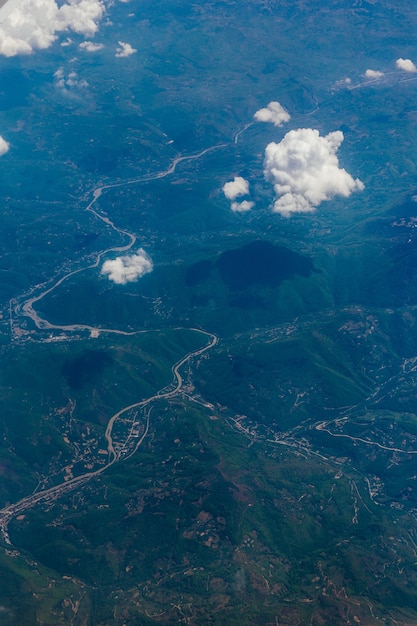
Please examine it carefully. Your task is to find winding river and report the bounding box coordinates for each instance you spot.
[0,141,228,543]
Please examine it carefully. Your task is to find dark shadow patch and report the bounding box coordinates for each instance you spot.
[387,242,417,282]
[216,240,314,290]
[229,294,266,309]
[185,260,213,286]
[389,192,417,218]
[190,294,210,307]
[62,350,113,390]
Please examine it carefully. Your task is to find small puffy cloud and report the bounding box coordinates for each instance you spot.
[54,68,88,92]
[115,40,136,57]
[231,200,254,213]
[332,77,352,91]
[0,0,105,57]
[101,249,153,285]
[254,101,290,127]
[264,128,364,217]
[223,176,250,200]
[79,40,103,51]
[396,58,417,73]
[0,136,9,156]
[223,177,255,212]
[364,69,384,79]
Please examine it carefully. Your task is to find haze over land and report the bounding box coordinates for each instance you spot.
[1,1,417,625]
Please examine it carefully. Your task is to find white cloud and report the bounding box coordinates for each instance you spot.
[0,136,9,156]
[115,40,136,58]
[396,58,417,73]
[332,77,352,90]
[264,128,364,217]
[54,67,88,92]
[231,200,254,213]
[79,40,103,51]
[0,0,104,57]
[101,249,153,285]
[254,101,290,127]
[364,69,384,79]
[223,176,250,200]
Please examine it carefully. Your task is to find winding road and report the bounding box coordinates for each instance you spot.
[15,142,228,334]
[1,141,227,544]
[0,328,217,544]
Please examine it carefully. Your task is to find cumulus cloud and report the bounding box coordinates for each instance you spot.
[332,77,352,91]
[115,40,136,57]
[396,58,417,73]
[223,177,255,213]
[0,0,104,57]
[254,101,290,127]
[364,69,384,79]
[231,200,254,213]
[101,249,153,285]
[264,128,364,217]
[79,40,103,51]
[0,136,9,156]
[223,176,250,200]
[54,67,88,92]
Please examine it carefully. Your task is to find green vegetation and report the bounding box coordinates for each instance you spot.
[2,0,417,624]
[6,399,417,624]
[0,548,88,625]
[0,328,206,505]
